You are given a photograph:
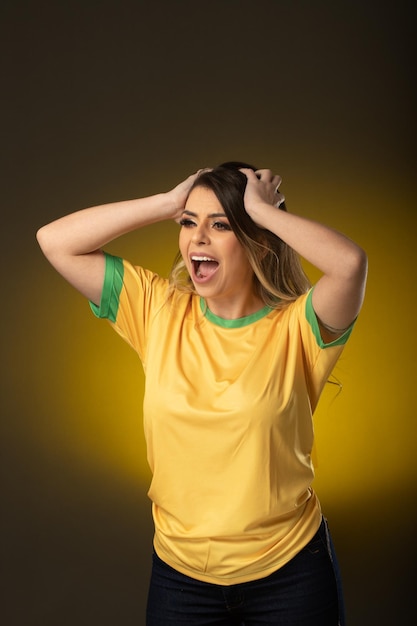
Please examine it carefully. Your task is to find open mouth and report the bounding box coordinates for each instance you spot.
[191,255,219,280]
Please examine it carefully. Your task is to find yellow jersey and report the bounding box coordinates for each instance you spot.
[90,253,353,585]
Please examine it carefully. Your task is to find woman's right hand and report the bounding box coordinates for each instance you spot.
[165,169,211,220]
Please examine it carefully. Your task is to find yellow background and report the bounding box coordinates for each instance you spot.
[2,1,415,624]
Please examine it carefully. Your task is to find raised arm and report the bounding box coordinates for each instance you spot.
[36,172,200,305]
[241,168,368,339]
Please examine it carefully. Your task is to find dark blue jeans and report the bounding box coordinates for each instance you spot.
[146,518,345,625]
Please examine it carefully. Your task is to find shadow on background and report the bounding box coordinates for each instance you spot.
[1,1,415,624]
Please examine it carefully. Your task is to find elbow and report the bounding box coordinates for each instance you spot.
[345,244,368,285]
[354,245,368,278]
[330,242,367,285]
[36,225,45,244]
[36,224,50,255]
[36,223,60,260]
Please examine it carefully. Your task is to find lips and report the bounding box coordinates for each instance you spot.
[190,255,220,282]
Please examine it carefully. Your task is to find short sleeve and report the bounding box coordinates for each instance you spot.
[304,288,355,349]
[89,252,169,360]
[89,253,124,322]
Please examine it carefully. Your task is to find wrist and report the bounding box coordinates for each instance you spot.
[246,200,277,225]
[161,190,187,220]
[151,192,179,220]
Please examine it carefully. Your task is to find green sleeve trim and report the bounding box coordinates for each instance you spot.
[305,288,354,348]
[89,253,124,322]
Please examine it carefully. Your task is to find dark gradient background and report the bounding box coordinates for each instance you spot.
[1,1,415,624]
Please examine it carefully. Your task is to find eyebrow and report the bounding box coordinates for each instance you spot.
[182,209,228,219]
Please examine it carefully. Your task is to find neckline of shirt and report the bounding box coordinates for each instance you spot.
[199,297,272,328]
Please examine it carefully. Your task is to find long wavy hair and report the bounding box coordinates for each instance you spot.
[168,161,311,308]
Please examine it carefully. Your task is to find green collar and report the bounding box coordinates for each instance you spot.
[200,298,272,328]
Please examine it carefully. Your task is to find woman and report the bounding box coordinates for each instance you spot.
[37,162,367,625]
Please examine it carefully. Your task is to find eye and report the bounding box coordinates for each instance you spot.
[179,218,196,228]
[212,221,232,231]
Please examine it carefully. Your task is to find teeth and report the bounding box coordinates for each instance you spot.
[191,256,216,262]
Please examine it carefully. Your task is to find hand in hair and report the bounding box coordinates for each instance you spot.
[240,168,285,226]
[167,170,210,221]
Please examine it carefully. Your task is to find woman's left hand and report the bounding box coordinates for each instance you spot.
[240,168,285,226]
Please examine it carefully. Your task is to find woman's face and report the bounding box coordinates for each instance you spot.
[179,186,257,316]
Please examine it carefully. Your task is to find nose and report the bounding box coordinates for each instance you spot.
[191,223,210,245]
